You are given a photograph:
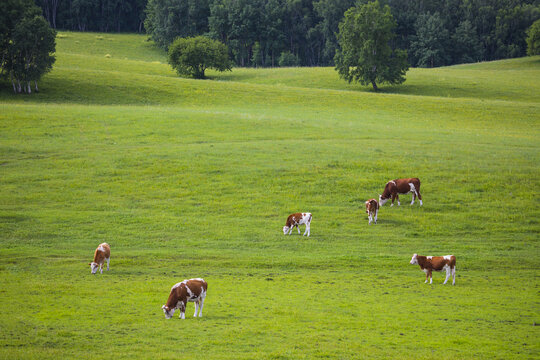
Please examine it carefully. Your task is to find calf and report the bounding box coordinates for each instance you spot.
[283,212,312,236]
[89,243,110,274]
[162,278,207,319]
[365,199,379,225]
[410,254,456,285]
[379,178,422,206]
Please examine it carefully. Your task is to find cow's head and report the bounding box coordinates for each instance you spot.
[283,226,290,235]
[162,305,175,319]
[410,254,418,265]
[378,194,388,206]
[89,262,99,274]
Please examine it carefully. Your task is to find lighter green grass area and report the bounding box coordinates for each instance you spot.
[0,32,539,359]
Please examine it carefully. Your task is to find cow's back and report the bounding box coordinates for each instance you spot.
[394,178,420,193]
[430,255,455,271]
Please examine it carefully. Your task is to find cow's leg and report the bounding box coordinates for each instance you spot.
[409,183,417,205]
[179,302,186,319]
[429,270,433,284]
[303,223,309,236]
[297,224,301,234]
[180,306,185,319]
[368,213,372,224]
[194,301,199,317]
[391,194,396,207]
[288,226,294,235]
[418,190,423,206]
[99,264,103,274]
[374,209,378,224]
[106,257,110,271]
[452,267,456,285]
[397,194,400,206]
[425,270,429,283]
[306,222,310,236]
[444,267,451,284]
[198,297,205,317]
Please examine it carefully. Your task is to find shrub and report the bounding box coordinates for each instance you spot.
[168,36,231,79]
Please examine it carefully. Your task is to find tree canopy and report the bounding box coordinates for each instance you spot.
[526,19,540,55]
[34,0,540,68]
[334,1,408,90]
[168,36,231,79]
[1,0,56,93]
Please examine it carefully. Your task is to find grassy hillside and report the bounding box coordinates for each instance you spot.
[0,32,539,359]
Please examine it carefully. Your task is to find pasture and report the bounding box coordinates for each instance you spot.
[0,32,539,359]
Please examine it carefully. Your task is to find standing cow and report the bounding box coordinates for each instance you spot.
[162,278,208,319]
[283,212,312,236]
[379,178,422,206]
[410,254,456,285]
[365,199,379,225]
[89,243,110,274]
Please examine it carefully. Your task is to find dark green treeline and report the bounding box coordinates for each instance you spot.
[36,0,539,67]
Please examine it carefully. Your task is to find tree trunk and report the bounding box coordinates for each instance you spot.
[27,82,31,94]
[52,0,58,28]
[17,81,22,93]
[42,0,51,25]
[35,81,39,92]
[371,81,378,91]
[10,74,16,93]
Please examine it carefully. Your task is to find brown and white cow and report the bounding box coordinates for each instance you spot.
[365,199,379,225]
[283,212,312,236]
[89,243,110,274]
[410,254,456,285]
[379,178,422,207]
[162,278,208,319]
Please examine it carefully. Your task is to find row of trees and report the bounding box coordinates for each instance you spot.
[143,0,540,68]
[36,0,147,32]
[1,0,56,93]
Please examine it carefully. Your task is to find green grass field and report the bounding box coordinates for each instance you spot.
[0,32,539,359]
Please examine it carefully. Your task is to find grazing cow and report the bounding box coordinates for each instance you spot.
[89,243,110,274]
[283,212,312,236]
[162,278,208,319]
[410,254,456,285]
[379,178,422,207]
[365,199,379,225]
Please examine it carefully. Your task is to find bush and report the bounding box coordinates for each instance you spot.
[278,51,300,67]
[168,36,231,79]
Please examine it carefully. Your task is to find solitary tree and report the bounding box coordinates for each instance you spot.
[527,19,540,56]
[168,36,231,79]
[334,1,408,91]
[0,0,56,93]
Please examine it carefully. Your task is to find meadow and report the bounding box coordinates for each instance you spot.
[0,32,539,359]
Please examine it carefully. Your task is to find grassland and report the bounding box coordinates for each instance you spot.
[0,32,539,359]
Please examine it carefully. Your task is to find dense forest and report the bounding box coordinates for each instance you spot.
[36,0,540,67]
